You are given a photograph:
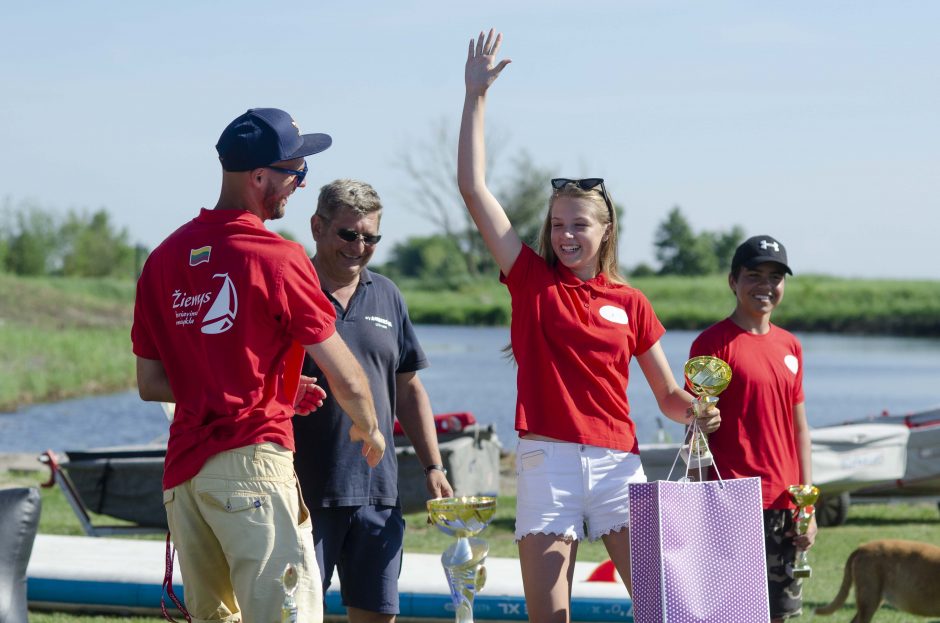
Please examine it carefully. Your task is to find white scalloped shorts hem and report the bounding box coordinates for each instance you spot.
[513,438,647,543]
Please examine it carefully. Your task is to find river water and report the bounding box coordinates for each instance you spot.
[1,326,938,453]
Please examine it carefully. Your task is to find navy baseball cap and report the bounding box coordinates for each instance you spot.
[731,235,793,275]
[215,108,332,172]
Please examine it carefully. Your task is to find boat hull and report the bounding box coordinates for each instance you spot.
[27,534,634,621]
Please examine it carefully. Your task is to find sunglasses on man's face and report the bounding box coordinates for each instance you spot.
[336,228,382,246]
[550,178,614,217]
[266,160,308,187]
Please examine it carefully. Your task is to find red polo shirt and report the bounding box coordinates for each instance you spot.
[503,245,665,452]
[690,318,805,508]
[132,209,336,489]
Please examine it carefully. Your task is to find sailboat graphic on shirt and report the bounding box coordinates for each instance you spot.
[201,273,238,335]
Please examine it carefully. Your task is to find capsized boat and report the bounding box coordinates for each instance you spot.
[39,412,501,535]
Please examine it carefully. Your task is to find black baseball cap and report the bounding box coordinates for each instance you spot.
[215,108,332,172]
[731,235,792,275]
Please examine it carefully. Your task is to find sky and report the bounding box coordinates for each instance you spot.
[2,2,939,280]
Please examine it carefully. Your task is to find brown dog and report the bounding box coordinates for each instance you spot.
[815,539,940,623]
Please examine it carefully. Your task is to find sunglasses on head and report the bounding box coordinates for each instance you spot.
[551,177,604,191]
[550,178,614,217]
[266,160,308,187]
[336,228,382,246]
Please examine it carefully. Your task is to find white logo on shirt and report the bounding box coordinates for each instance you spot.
[784,355,799,374]
[171,288,213,327]
[365,315,393,330]
[201,273,239,335]
[599,305,629,325]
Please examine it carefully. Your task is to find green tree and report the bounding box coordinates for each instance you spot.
[493,152,552,249]
[398,119,550,279]
[629,262,657,277]
[4,200,60,276]
[60,209,135,277]
[0,198,11,272]
[653,207,744,276]
[713,225,746,272]
[654,206,718,275]
[381,234,470,287]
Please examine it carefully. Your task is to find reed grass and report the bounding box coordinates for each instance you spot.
[0,273,135,411]
[0,326,135,410]
[1,271,938,410]
[397,273,940,337]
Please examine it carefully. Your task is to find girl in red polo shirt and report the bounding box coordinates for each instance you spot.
[457,29,721,620]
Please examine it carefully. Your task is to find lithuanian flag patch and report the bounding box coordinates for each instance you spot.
[189,246,211,266]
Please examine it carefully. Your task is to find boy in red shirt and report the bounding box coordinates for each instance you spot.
[690,235,816,622]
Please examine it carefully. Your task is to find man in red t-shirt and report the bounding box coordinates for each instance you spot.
[690,235,815,623]
[132,108,385,623]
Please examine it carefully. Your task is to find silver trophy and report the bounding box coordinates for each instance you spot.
[427,496,497,623]
[280,563,298,623]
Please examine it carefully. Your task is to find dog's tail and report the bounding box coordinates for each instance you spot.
[814,548,859,615]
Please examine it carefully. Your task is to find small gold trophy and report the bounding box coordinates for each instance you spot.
[788,484,819,579]
[280,563,299,623]
[427,496,497,623]
[681,356,732,467]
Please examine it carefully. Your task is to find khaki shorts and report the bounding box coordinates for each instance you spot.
[163,443,322,623]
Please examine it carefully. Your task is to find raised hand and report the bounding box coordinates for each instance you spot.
[465,28,511,97]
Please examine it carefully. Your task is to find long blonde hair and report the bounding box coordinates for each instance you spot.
[535,183,627,284]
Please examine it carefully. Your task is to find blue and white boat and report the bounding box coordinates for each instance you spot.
[27,534,633,621]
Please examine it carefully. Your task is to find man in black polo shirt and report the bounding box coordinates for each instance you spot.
[293,179,453,623]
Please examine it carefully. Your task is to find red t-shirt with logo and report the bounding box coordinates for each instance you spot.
[502,245,665,453]
[132,209,336,490]
[689,318,805,509]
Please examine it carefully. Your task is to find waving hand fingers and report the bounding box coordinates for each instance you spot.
[465,28,512,96]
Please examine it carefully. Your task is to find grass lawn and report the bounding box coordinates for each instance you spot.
[7,468,939,622]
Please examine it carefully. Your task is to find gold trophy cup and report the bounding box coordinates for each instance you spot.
[788,484,819,578]
[427,496,497,623]
[280,563,298,623]
[681,356,732,467]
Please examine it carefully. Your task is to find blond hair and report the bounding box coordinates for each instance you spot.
[535,184,627,284]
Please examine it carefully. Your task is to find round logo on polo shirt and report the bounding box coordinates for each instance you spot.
[599,305,629,325]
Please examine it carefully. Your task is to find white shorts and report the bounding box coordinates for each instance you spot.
[514,438,647,542]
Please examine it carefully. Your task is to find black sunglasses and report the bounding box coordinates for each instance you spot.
[551,177,604,191]
[550,178,614,217]
[266,160,308,187]
[336,228,382,246]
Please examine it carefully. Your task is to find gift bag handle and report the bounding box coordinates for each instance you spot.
[665,416,725,485]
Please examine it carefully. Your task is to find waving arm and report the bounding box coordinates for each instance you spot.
[457,29,522,276]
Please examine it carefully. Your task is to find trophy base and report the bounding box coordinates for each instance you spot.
[441,537,489,623]
[679,445,714,467]
[792,567,812,579]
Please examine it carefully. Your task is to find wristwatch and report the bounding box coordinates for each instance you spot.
[424,464,447,476]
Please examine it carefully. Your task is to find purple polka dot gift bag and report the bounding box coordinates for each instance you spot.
[628,475,770,622]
